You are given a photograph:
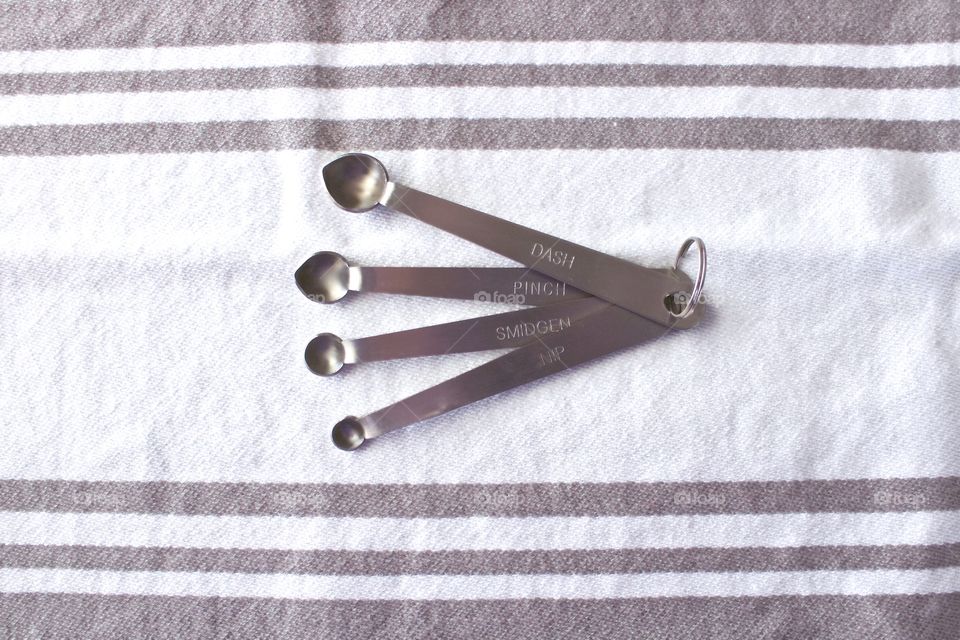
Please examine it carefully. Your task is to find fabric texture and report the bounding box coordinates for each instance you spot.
[1,1,959,637]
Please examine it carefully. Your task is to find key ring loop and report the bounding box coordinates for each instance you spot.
[669,237,706,319]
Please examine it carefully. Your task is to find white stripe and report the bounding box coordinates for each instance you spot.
[3,85,960,126]
[1,566,958,599]
[2,40,960,75]
[1,149,958,485]
[1,511,958,551]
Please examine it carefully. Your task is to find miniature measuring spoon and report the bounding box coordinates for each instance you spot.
[322,154,702,326]
[295,251,590,305]
[305,296,609,375]
[332,300,696,450]
[331,237,705,450]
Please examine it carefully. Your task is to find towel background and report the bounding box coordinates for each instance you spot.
[1,1,959,637]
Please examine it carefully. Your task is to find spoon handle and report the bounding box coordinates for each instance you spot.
[343,297,609,364]
[346,301,684,443]
[382,183,696,328]
[351,266,590,305]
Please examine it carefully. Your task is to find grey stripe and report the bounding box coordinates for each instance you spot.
[1,592,958,639]
[5,65,960,95]
[3,118,960,156]
[1,543,958,575]
[0,477,956,517]
[2,0,959,50]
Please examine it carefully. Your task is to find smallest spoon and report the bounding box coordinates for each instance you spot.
[332,417,366,451]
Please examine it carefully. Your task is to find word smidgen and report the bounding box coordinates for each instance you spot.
[495,317,572,341]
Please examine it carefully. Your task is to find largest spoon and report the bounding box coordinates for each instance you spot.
[322,153,700,329]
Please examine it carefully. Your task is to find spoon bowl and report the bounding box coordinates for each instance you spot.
[305,333,346,376]
[332,416,366,451]
[322,153,389,212]
[295,251,350,303]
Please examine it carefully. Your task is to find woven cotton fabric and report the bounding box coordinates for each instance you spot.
[1,2,959,637]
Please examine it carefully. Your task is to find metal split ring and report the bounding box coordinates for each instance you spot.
[669,237,706,319]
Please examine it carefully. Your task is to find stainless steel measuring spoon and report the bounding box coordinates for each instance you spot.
[332,300,698,451]
[322,153,702,325]
[295,251,590,305]
[305,296,609,376]
[331,237,706,450]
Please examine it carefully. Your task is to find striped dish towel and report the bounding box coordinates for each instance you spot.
[1,1,959,637]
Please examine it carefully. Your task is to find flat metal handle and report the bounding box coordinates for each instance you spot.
[331,301,701,450]
[295,251,590,306]
[352,266,590,305]
[305,297,609,376]
[383,184,696,328]
[321,154,700,328]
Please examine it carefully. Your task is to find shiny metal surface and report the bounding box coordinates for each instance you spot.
[670,237,706,319]
[305,297,609,376]
[322,153,699,328]
[331,301,697,451]
[294,251,350,304]
[331,416,366,450]
[321,153,389,212]
[317,154,709,451]
[295,251,591,306]
[304,333,347,376]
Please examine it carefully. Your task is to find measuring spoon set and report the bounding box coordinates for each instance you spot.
[296,153,706,451]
